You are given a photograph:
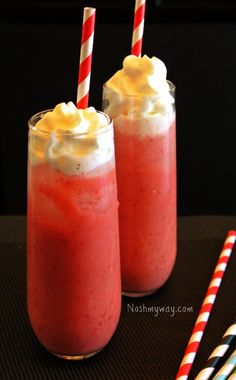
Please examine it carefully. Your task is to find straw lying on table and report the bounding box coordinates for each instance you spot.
[176,230,236,380]
[229,369,236,379]
[131,0,146,56]
[212,348,236,379]
[77,7,96,109]
[195,322,236,380]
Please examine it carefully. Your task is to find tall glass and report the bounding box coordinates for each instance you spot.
[103,83,176,297]
[27,110,121,359]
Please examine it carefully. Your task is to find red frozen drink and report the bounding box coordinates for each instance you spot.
[103,55,176,296]
[27,103,121,358]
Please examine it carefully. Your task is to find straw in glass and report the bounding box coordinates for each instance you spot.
[77,7,96,109]
[131,0,146,56]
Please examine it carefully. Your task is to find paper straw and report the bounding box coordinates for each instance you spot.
[195,322,236,380]
[131,0,146,56]
[176,230,236,380]
[212,348,236,379]
[228,369,236,379]
[77,7,96,109]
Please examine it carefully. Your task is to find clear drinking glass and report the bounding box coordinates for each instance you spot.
[27,110,121,359]
[103,83,176,297]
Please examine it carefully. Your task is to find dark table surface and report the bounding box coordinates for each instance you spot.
[1,215,236,380]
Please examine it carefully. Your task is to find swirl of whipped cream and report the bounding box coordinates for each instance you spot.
[104,55,175,135]
[29,102,114,175]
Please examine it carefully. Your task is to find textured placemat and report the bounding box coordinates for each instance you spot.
[1,234,236,379]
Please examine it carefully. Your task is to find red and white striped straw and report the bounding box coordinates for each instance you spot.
[131,0,146,56]
[76,7,96,109]
[176,230,236,380]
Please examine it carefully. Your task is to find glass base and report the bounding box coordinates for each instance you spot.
[51,347,103,360]
[122,289,157,297]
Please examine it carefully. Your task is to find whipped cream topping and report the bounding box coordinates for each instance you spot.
[29,102,114,175]
[104,55,175,135]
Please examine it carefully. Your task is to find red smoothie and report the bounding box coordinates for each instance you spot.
[114,120,176,295]
[103,54,176,296]
[27,106,121,358]
[27,162,121,357]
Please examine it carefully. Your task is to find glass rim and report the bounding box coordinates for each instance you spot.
[103,80,175,98]
[28,109,113,137]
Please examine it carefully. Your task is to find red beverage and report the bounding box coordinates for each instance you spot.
[114,120,176,295]
[103,54,176,296]
[27,106,121,359]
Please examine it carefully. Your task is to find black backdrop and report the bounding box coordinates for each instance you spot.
[1,0,236,215]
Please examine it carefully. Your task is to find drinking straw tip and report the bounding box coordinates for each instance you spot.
[131,0,146,56]
[85,7,95,11]
[76,7,96,108]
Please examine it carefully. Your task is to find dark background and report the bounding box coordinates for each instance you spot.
[1,0,236,216]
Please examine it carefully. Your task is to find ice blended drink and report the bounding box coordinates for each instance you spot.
[103,55,176,296]
[27,103,121,359]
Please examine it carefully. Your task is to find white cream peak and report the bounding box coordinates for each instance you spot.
[30,102,114,175]
[35,102,108,134]
[104,55,175,135]
[106,54,169,97]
